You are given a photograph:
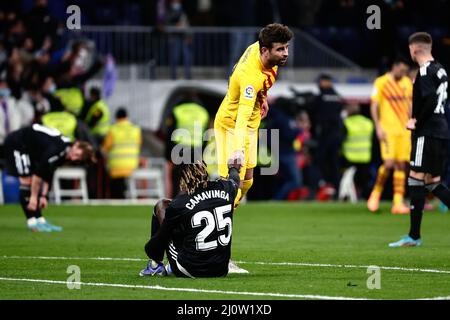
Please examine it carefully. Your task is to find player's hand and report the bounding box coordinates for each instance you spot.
[376,126,386,142]
[260,100,269,119]
[229,150,244,168]
[406,118,416,130]
[27,196,38,211]
[39,196,48,209]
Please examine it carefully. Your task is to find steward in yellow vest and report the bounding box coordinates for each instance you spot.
[102,108,142,198]
[165,100,210,197]
[80,87,111,144]
[342,104,374,199]
[343,112,374,164]
[41,111,77,141]
[54,87,84,116]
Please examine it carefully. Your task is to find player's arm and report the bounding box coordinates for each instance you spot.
[260,97,269,119]
[233,78,262,157]
[413,77,439,129]
[370,79,385,141]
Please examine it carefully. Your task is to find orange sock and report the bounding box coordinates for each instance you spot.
[372,165,389,195]
[393,170,406,205]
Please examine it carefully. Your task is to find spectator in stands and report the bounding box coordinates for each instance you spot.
[102,107,142,199]
[310,73,344,196]
[0,79,27,166]
[79,86,111,146]
[294,110,321,200]
[341,104,374,199]
[157,0,192,79]
[40,75,95,146]
[268,98,303,200]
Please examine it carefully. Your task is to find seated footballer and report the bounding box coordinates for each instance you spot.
[140,160,240,278]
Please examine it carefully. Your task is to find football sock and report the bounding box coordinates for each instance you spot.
[426,183,450,208]
[393,170,406,205]
[19,185,35,220]
[234,188,242,208]
[372,165,389,195]
[408,177,426,240]
[241,178,253,198]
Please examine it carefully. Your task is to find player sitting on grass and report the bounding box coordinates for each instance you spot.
[140,159,240,278]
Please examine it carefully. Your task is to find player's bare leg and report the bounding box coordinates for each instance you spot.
[368,160,394,212]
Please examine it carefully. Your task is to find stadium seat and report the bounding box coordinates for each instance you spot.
[128,168,165,200]
[338,166,358,203]
[52,167,89,204]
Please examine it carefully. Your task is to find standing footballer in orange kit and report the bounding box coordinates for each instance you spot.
[214,23,293,207]
[368,58,413,214]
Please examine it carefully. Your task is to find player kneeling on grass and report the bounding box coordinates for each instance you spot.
[140,160,239,278]
[3,124,96,232]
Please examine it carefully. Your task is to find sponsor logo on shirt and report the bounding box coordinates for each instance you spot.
[244,85,255,100]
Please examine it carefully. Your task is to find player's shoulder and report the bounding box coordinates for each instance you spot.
[373,73,388,86]
[400,75,413,88]
[419,61,445,77]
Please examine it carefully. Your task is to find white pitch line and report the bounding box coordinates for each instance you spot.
[0,277,366,300]
[417,296,450,300]
[234,261,450,275]
[2,255,450,275]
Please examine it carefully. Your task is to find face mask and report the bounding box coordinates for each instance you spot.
[0,88,11,98]
[48,84,56,94]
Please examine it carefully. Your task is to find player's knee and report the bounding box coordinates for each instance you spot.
[383,161,395,170]
[154,199,168,224]
[394,161,406,171]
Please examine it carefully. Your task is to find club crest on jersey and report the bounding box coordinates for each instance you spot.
[244,85,255,100]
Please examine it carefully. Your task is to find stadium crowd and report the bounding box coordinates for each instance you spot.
[0,1,449,204]
[0,0,133,200]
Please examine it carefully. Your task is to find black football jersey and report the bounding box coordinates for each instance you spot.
[7,124,72,181]
[164,178,238,277]
[412,60,449,139]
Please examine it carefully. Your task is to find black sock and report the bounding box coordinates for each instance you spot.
[427,183,450,208]
[19,185,35,220]
[408,177,426,240]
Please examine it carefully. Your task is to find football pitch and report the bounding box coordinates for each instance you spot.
[1,202,450,300]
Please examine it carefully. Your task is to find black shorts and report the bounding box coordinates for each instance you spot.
[410,135,448,177]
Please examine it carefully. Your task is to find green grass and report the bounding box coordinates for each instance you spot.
[1,202,450,300]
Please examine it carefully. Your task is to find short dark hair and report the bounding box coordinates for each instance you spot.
[89,86,101,99]
[408,32,432,46]
[116,107,127,119]
[392,56,410,66]
[258,23,293,49]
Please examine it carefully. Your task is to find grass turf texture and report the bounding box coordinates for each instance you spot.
[1,202,450,300]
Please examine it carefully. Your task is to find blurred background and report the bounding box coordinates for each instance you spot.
[0,0,449,204]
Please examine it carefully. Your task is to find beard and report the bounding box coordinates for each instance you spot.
[270,57,287,67]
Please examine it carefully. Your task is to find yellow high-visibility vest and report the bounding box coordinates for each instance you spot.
[172,103,209,147]
[86,99,111,137]
[343,115,374,163]
[107,120,141,178]
[54,88,84,116]
[41,111,77,141]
